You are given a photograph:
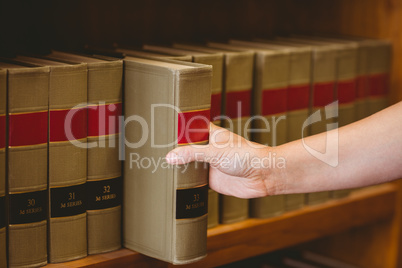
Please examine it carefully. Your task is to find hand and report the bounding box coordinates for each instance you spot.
[165,123,285,199]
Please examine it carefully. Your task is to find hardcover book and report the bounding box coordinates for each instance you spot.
[142,45,224,228]
[114,47,192,62]
[45,51,123,254]
[289,36,358,128]
[14,55,88,262]
[0,69,6,268]
[366,40,392,115]
[288,37,358,198]
[174,43,253,224]
[142,45,224,126]
[124,57,211,264]
[233,39,318,207]
[274,38,341,202]
[210,41,289,218]
[0,61,49,268]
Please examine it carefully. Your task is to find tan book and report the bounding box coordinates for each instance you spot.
[236,41,311,141]
[0,61,49,268]
[210,41,289,218]
[291,36,359,126]
[174,43,253,224]
[45,51,123,254]
[124,57,211,264]
[338,37,372,120]
[142,45,224,228]
[0,69,6,268]
[289,37,359,198]
[14,55,88,262]
[272,38,339,204]
[248,39,317,208]
[333,37,392,115]
[366,39,392,115]
[114,47,192,62]
[142,45,224,125]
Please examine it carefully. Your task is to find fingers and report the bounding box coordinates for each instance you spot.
[165,123,229,165]
[166,144,213,164]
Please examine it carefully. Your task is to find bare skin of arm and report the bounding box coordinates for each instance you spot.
[166,102,402,199]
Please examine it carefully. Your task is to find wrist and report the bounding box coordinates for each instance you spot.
[260,145,289,196]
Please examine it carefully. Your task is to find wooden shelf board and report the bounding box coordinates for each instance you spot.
[47,183,397,268]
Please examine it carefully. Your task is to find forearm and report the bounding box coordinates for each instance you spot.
[273,102,402,195]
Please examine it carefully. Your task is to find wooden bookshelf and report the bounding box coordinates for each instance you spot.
[46,184,397,268]
[2,0,402,267]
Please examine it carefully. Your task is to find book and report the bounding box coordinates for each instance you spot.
[275,38,337,130]
[274,38,345,200]
[209,41,289,218]
[289,37,359,198]
[0,69,6,268]
[332,37,392,115]
[366,39,392,115]
[142,45,224,228]
[14,55,88,262]
[289,36,359,128]
[326,37,372,120]
[174,43,253,224]
[45,51,123,254]
[123,56,211,264]
[142,45,224,125]
[232,39,318,207]
[114,47,193,62]
[303,35,391,119]
[0,61,49,267]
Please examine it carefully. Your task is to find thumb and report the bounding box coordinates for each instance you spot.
[165,144,216,165]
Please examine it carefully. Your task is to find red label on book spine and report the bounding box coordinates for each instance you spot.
[9,111,48,147]
[261,87,287,116]
[356,75,368,99]
[369,73,389,97]
[338,79,356,104]
[288,84,310,111]
[210,93,222,122]
[0,115,5,149]
[225,90,251,119]
[50,107,87,142]
[88,103,122,137]
[178,109,210,145]
[313,82,335,107]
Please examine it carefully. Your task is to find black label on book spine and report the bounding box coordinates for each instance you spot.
[51,183,86,218]
[176,185,208,219]
[9,190,47,225]
[0,196,5,228]
[87,177,122,211]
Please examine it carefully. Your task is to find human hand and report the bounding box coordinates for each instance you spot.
[165,123,285,199]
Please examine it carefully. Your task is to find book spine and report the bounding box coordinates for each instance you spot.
[192,55,224,228]
[48,64,88,262]
[7,67,49,268]
[332,46,358,199]
[250,52,288,218]
[220,52,253,224]
[0,69,6,268]
[355,44,370,120]
[286,49,330,206]
[174,68,211,263]
[368,42,391,115]
[308,48,338,202]
[87,61,123,254]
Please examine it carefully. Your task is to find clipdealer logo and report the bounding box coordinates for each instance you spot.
[302,101,339,167]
